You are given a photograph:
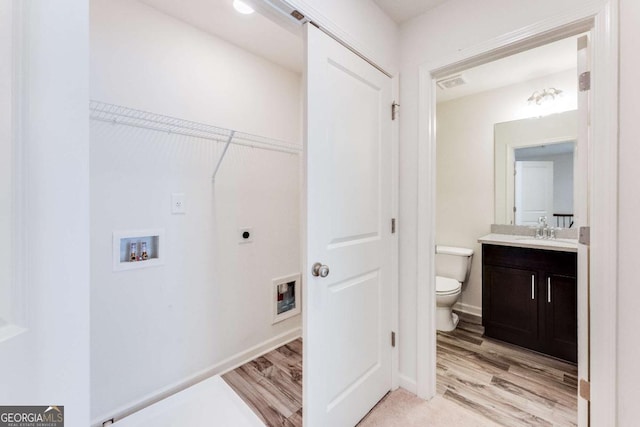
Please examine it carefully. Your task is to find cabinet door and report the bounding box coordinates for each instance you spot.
[544,273,577,362]
[483,265,539,350]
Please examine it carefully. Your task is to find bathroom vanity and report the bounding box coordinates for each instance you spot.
[478,234,577,363]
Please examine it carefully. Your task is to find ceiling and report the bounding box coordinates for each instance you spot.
[137,0,577,104]
[373,0,449,23]
[139,0,304,73]
[436,36,579,103]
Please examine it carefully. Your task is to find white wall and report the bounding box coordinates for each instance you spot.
[398,0,602,390]
[435,69,576,316]
[90,0,302,422]
[91,0,301,144]
[0,0,91,425]
[617,0,640,424]
[0,1,12,325]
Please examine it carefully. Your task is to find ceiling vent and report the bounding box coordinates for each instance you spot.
[436,74,467,90]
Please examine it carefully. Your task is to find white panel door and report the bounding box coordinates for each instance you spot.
[515,161,554,225]
[304,24,393,427]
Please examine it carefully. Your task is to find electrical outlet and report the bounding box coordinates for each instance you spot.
[239,227,253,244]
[171,193,186,214]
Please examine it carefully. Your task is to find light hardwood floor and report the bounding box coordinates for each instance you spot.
[435,321,577,426]
[222,339,303,427]
[222,320,577,426]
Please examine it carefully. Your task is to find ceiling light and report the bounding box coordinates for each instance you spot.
[233,0,254,14]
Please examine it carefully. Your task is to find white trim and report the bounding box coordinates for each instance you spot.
[416,63,438,398]
[91,327,302,427]
[390,74,400,391]
[398,374,417,394]
[452,302,482,319]
[588,2,618,425]
[416,4,618,426]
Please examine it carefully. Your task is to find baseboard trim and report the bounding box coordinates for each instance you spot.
[453,301,482,318]
[399,374,417,394]
[91,327,302,427]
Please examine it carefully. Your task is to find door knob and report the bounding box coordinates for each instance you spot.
[311,262,330,278]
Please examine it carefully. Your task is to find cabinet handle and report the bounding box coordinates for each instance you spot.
[547,277,551,303]
[531,275,535,300]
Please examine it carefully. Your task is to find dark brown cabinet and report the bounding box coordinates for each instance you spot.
[482,244,577,363]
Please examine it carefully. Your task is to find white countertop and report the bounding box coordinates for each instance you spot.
[478,233,578,253]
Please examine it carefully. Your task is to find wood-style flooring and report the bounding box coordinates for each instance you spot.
[436,320,577,426]
[222,339,303,427]
[222,320,577,427]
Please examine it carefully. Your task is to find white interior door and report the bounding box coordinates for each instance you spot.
[515,161,554,225]
[304,23,393,427]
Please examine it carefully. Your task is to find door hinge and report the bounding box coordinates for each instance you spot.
[391,331,396,347]
[579,71,591,92]
[391,101,400,121]
[579,226,591,245]
[391,218,396,234]
[579,378,591,401]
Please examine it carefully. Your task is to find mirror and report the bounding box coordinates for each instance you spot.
[494,110,577,227]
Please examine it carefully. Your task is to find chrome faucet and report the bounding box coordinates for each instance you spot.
[536,216,548,239]
[535,216,557,239]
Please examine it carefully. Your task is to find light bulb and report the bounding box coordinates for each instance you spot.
[233,0,254,14]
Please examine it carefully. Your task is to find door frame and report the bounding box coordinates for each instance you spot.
[416,2,618,426]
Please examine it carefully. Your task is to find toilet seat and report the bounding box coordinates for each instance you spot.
[436,276,462,295]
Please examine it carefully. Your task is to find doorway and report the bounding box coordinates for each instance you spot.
[416,4,619,426]
[433,33,582,424]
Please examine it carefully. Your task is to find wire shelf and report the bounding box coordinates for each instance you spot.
[89,101,302,154]
[90,101,302,181]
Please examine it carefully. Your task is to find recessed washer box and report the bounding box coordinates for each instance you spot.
[113,229,165,272]
[272,273,301,324]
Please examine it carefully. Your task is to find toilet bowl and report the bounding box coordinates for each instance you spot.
[436,276,463,331]
[435,246,474,332]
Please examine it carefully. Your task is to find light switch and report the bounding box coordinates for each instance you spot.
[171,193,186,214]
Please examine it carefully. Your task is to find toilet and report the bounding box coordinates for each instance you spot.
[436,245,474,331]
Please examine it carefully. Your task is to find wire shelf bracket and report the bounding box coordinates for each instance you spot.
[212,131,235,182]
[89,100,302,182]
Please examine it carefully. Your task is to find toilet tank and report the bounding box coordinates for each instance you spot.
[435,245,474,283]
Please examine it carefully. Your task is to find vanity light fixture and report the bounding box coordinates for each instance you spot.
[527,87,563,105]
[233,0,254,15]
